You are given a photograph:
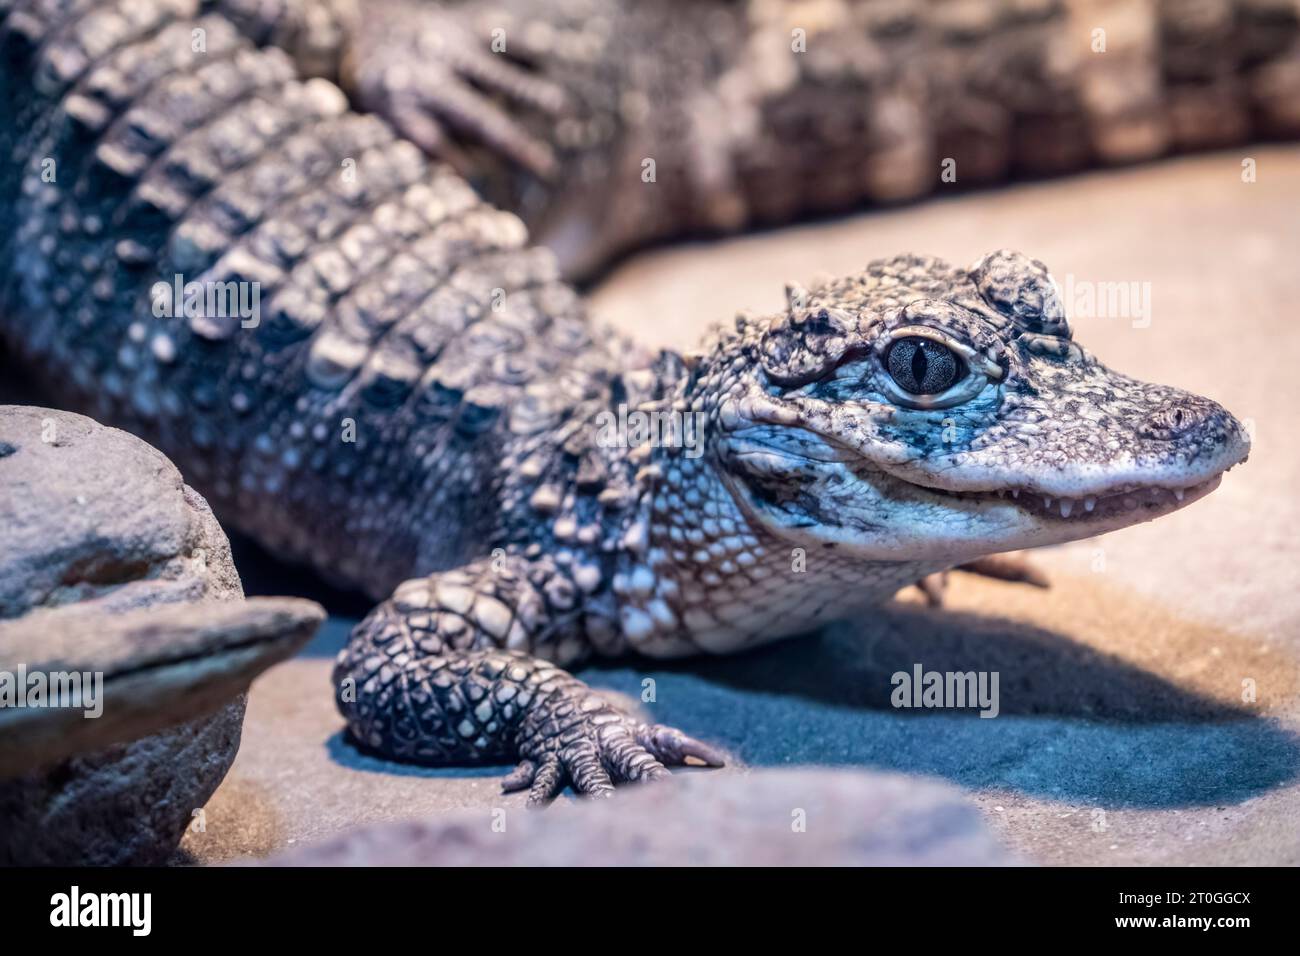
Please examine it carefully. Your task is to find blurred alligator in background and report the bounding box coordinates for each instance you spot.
[0,0,1270,803]
[217,0,1300,277]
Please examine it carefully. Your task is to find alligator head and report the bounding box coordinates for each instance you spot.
[699,249,1250,566]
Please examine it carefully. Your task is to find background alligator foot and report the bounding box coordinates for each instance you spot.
[341,0,567,179]
[915,553,1051,607]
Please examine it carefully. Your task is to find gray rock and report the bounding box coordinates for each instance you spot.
[260,768,1018,866]
[0,406,321,865]
[0,705,248,866]
[0,597,325,778]
[0,405,241,617]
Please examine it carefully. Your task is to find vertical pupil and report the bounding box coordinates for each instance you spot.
[911,345,929,386]
[887,337,965,395]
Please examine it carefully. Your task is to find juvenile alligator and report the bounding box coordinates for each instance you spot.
[0,0,1255,803]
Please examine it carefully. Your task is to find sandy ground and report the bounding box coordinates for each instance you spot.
[182,146,1300,866]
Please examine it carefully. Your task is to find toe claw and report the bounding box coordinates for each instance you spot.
[501,758,536,793]
[915,572,949,607]
[636,724,727,768]
[387,102,473,175]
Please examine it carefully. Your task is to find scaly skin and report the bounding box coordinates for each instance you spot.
[0,0,1254,803]
[88,1,1300,278]
[329,0,1300,276]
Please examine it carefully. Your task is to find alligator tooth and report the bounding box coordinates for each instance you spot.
[1043,496,1052,509]
[1174,488,1185,502]
[1059,499,1073,518]
[1011,489,1019,499]
[1083,496,1096,512]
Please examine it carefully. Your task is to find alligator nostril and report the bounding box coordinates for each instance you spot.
[1139,400,1213,441]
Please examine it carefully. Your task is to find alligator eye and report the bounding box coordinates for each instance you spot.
[886,337,965,395]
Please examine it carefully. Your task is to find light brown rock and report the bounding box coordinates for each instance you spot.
[258,768,1018,866]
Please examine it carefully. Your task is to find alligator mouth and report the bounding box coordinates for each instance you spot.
[725,424,1235,528]
[926,475,1223,521]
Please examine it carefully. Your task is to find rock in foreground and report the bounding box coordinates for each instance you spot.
[0,406,321,865]
[0,597,324,778]
[261,768,1017,866]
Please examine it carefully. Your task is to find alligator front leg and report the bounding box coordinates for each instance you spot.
[333,556,724,805]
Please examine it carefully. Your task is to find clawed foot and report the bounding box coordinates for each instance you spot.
[914,571,950,607]
[337,559,725,808]
[343,3,567,179]
[506,690,725,807]
[914,553,1051,607]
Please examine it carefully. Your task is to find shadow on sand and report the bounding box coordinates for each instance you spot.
[225,509,1300,812]
[580,602,1300,809]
